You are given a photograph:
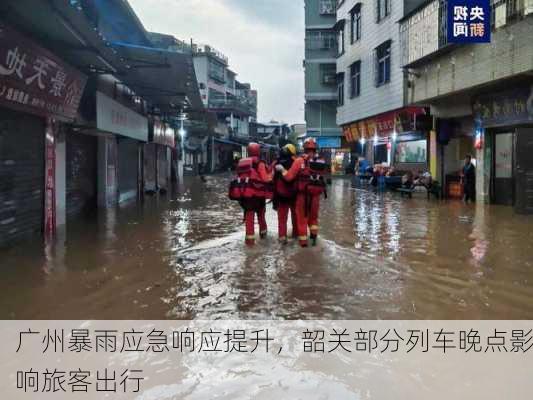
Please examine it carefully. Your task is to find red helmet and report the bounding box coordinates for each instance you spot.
[248,142,261,157]
[303,138,317,151]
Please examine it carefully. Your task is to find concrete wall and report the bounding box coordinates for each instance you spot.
[305,100,339,134]
[336,0,409,125]
[305,0,336,28]
[305,62,337,98]
[410,15,533,103]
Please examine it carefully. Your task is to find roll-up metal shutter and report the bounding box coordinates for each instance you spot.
[157,144,168,191]
[66,131,97,218]
[143,143,157,193]
[118,138,139,203]
[0,108,44,246]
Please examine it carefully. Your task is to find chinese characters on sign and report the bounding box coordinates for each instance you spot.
[44,118,57,238]
[0,20,87,120]
[343,107,426,142]
[448,0,491,43]
[473,86,533,127]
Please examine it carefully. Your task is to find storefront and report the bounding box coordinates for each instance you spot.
[342,107,429,171]
[473,86,533,213]
[0,20,87,245]
[315,136,350,175]
[148,118,175,192]
[96,91,148,204]
[66,130,97,218]
[437,118,476,200]
[213,138,242,171]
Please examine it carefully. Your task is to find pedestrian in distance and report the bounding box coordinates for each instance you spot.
[461,154,476,203]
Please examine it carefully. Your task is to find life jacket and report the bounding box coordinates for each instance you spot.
[228,157,273,201]
[273,157,297,200]
[297,155,329,197]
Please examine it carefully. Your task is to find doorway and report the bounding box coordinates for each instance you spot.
[492,132,514,206]
[515,128,533,214]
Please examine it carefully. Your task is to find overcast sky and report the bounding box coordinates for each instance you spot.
[128,0,305,124]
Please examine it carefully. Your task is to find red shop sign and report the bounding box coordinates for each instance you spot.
[0,20,87,121]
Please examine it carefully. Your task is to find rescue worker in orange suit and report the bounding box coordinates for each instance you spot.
[229,142,272,246]
[276,138,327,247]
[271,144,298,244]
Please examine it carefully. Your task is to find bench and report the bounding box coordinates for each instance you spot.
[396,181,442,199]
[398,187,415,198]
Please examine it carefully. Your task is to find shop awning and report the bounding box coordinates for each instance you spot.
[214,138,242,147]
[0,0,128,75]
[111,42,203,114]
[333,19,346,31]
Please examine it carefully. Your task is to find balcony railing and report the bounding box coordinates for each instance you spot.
[208,97,257,116]
[305,37,338,52]
[192,44,229,65]
[401,0,533,67]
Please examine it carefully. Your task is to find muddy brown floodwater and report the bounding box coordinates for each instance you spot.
[1,174,533,320]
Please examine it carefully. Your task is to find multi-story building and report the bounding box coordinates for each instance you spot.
[304,0,342,140]
[336,0,428,171]
[400,0,533,213]
[192,44,258,171]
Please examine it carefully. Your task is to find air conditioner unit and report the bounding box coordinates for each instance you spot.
[320,1,335,14]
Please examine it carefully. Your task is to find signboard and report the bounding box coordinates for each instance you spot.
[44,118,56,238]
[0,20,87,121]
[316,136,341,149]
[473,86,533,127]
[152,119,176,148]
[448,0,491,43]
[96,92,148,141]
[474,118,484,149]
[395,140,428,163]
[343,107,426,142]
[403,0,439,64]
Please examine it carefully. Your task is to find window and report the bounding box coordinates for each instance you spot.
[305,30,337,51]
[350,4,362,44]
[208,60,225,83]
[337,73,345,106]
[338,26,345,56]
[376,0,391,22]
[375,41,391,86]
[320,64,337,85]
[395,140,427,163]
[319,0,336,15]
[350,61,361,98]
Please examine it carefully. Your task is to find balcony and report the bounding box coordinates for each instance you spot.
[400,0,532,68]
[305,32,338,58]
[208,96,257,117]
[192,43,229,65]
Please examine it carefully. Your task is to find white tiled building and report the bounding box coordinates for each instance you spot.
[335,0,428,167]
[336,0,407,125]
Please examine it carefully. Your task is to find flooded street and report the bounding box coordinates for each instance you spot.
[1,174,533,320]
